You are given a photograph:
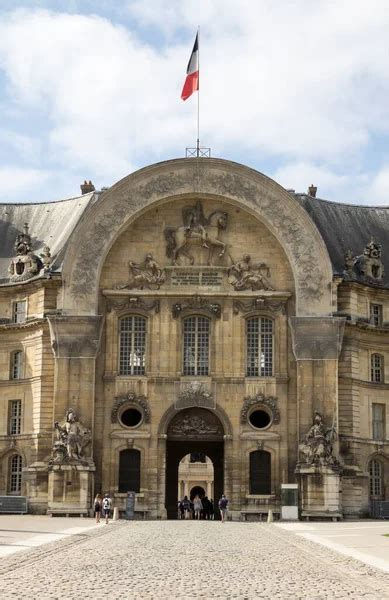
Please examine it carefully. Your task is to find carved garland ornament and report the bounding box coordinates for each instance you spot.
[106,297,160,314]
[241,394,280,425]
[233,298,286,315]
[111,392,151,424]
[172,296,221,319]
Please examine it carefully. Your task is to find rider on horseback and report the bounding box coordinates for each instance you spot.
[185,201,209,248]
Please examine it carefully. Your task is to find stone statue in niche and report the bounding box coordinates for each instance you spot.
[164,200,228,265]
[228,254,273,291]
[344,240,384,282]
[51,408,91,463]
[118,253,166,290]
[299,411,337,467]
[8,223,42,282]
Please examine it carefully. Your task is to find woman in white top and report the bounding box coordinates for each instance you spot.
[193,495,203,520]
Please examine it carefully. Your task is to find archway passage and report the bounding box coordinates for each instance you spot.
[165,408,224,519]
[190,486,206,501]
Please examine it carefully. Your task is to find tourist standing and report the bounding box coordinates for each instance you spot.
[193,495,203,520]
[102,492,112,524]
[181,495,190,519]
[94,493,102,523]
[218,494,228,522]
[209,498,214,520]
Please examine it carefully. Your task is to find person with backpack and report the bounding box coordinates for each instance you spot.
[218,494,228,522]
[94,493,102,523]
[102,493,112,524]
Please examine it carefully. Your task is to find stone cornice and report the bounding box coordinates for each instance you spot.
[0,318,47,332]
[339,376,389,390]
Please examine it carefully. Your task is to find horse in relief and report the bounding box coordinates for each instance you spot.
[164,201,228,265]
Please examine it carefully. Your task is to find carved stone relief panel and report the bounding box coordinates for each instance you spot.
[172,296,221,319]
[106,297,160,314]
[167,408,224,440]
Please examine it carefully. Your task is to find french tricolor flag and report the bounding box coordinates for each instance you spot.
[181,33,199,101]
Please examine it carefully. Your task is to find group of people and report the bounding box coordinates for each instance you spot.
[94,492,112,524]
[178,494,229,522]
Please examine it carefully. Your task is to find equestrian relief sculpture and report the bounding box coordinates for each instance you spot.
[164,201,228,265]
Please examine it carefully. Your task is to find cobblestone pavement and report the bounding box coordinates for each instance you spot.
[0,521,388,600]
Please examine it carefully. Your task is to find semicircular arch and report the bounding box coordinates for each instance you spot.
[62,158,333,316]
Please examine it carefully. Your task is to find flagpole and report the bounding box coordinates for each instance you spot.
[197,26,200,157]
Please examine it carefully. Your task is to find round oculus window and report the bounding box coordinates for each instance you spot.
[249,409,271,429]
[120,408,143,428]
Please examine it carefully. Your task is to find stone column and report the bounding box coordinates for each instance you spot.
[289,317,346,519]
[47,316,104,432]
[45,316,103,515]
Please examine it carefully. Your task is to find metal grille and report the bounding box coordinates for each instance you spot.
[246,317,273,377]
[119,316,146,375]
[11,351,23,380]
[183,316,210,376]
[371,353,383,383]
[369,459,383,497]
[9,400,21,435]
[9,455,22,494]
[372,403,385,441]
[12,301,26,323]
[370,303,383,326]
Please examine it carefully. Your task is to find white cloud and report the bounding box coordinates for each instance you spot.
[0,3,388,201]
[0,166,51,198]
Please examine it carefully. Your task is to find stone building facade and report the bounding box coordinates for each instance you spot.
[0,158,388,519]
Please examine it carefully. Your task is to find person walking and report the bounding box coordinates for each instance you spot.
[181,495,190,519]
[94,493,102,523]
[102,492,112,524]
[193,494,203,520]
[218,494,228,522]
[209,498,214,520]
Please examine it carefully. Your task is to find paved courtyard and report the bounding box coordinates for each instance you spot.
[0,519,388,599]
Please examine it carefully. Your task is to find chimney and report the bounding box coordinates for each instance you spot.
[308,184,317,198]
[80,180,95,195]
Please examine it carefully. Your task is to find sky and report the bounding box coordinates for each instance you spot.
[0,0,389,205]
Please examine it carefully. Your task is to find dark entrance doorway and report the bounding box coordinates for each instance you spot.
[165,408,224,519]
[190,485,206,500]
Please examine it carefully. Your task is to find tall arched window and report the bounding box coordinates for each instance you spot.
[249,450,271,495]
[371,353,384,383]
[118,449,141,493]
[369,459,383,498]
[119,316,146,375]
[183,316,210,376]
[8,454,23,495]
[10,350,23,380]
[246,317,273,377]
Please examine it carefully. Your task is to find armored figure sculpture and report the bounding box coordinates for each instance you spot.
[299,411,337,466]
[52,408,91,463]
[8,223,42,282]
[121,253,166,290]
[228,254,273,291]
[40,245,52,274]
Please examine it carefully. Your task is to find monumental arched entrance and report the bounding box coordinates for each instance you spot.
[165,408,225,519]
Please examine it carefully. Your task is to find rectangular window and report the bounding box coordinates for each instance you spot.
[8,454,23,494]
[372,403,385,441]
[370,304,383,327]
[247,317,273,377]
[119,316,146,375]
[11,351,23,380]
[371,354,384,383]
[12,300,27,323]
[9,400,22,435]
[183,317,210,376]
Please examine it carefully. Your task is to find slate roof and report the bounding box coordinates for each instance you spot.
[294,194,389,286]
[1,182,389,287]
[0,192,95,283]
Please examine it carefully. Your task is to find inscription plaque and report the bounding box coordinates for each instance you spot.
[171,270,223,287]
